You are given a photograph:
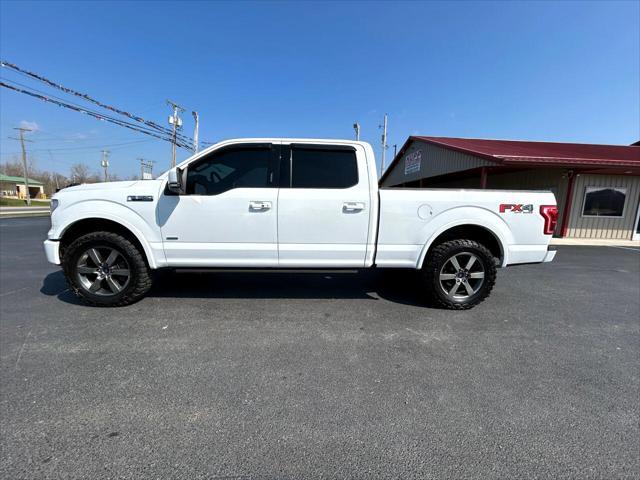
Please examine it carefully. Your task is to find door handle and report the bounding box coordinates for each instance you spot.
[249,200,271,211]
[342,202,365,213]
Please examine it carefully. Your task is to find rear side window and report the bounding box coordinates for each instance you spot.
[289,147,358,189]
[186,146,272,195]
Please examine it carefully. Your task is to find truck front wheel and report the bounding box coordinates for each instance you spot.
[422,239,497,310]
[62,231,153,307]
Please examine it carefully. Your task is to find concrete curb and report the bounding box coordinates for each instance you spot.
[0,213,50,218]
[0,207,50,219]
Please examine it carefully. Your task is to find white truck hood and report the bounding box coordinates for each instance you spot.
[53,180,165,204]
[61,180,149,192]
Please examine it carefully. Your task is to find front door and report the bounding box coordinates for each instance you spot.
[276,144,371,267]
[157,143,279,266]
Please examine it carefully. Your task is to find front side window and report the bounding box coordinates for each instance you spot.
[288,147,358,189]
[582,186,627,217]
[186,146,272,195]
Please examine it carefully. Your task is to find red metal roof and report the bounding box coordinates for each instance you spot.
[381,136,640,183]
[413,136,640,166]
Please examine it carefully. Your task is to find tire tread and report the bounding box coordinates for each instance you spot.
[422,239,497,310]
[62,231,152,307]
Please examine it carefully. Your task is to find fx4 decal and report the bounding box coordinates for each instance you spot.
[499,203,534,214]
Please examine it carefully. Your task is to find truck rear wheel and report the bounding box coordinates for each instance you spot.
[62,231,153,307]
[422,239,496,310]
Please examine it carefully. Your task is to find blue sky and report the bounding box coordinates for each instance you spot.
[1,0,638,179]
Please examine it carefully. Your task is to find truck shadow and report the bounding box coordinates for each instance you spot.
[40,269,429,307]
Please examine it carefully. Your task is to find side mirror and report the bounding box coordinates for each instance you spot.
[167,167,184,194]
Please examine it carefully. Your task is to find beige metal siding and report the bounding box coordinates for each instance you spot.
[487,169,569,234]
[566,174,640,239]
[429,169,568,236]
[381,141,494,187]
[428,176,482,189]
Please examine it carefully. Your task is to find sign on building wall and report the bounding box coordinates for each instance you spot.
[404,150,422,175]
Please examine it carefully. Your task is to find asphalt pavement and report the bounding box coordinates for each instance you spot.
[1,217,638,479]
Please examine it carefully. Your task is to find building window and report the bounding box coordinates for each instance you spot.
[581,186,627,217]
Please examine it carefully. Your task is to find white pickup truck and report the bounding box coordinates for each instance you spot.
[44,138,558,309]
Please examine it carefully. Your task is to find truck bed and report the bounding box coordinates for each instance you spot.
[375,188,557,268]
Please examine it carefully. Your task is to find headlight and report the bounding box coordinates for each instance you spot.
[50,199,59,213]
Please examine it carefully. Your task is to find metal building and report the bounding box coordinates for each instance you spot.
[380,137,640,240]
[0,173,45,199]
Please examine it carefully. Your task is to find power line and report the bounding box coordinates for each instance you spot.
[20,123,149,142]
[1,75,192,144]
[0,81,194,149]
[0,139,155,155]
[0,80,176,143]
[0,77,192,146]
[1,60,198,145]
[31,129,158,145]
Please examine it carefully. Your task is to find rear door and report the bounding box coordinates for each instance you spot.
[276,143,371,267]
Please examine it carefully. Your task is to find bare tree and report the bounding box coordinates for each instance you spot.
[2,158,63,196]
[69,163,98,184]
[1,159,24,177]
[38,171,68,194]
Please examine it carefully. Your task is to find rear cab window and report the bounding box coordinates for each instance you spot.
[279,145,359,189]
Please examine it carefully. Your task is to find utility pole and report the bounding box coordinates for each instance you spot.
[379,113,388,177]
[192,111,199,154]
[101,150,110,182]
[167,100,185,168]
[9,127,33,206]
[353,122,360,141]
[138,158,155,180]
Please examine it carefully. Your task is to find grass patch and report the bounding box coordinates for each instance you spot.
[0,198,50,207]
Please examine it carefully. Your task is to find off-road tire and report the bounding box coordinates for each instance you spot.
[62,231,153,307]
[422,239,497,310]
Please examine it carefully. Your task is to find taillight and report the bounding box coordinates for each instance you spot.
[540,205,558,235]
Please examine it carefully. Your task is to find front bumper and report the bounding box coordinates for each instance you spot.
[44,239,61,265]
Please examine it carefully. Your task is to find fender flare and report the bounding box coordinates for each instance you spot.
[416,220,511,269]
[57,211,161,269]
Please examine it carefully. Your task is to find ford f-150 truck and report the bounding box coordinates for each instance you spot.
[44,138,558,309]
